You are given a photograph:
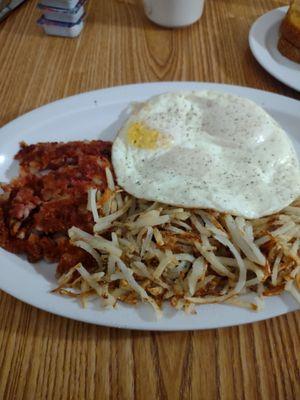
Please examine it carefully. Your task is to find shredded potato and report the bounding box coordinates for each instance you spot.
[54,172,300,317]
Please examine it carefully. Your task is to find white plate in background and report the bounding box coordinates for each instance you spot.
[0,82,299,330]
[249,7,300,92]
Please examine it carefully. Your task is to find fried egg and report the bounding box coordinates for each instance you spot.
[112,91,300,218]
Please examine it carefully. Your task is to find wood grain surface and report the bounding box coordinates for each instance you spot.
[0,0,299,399]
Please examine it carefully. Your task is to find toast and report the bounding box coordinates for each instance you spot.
[280,0,300,47]
[278,35,300,63]
[278,0,300,63]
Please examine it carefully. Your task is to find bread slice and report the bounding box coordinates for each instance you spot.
[278,35,300,63]
[280,0,300,48]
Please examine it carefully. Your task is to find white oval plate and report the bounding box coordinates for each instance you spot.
[0,82,299,331]
[249,7,300,92]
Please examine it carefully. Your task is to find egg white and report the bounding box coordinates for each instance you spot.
[112,91,300,219]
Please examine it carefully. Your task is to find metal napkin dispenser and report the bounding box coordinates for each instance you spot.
[0,0,27,22]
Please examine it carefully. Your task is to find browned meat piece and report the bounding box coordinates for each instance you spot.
[0,140,112,272]
[40,155,109,201]
[0,207,26,255]
[9,188,41,221]
[34,198,94,234]
[57,246,98,275]
[15,140,111,173]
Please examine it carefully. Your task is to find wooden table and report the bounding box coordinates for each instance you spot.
[0,0,299,399]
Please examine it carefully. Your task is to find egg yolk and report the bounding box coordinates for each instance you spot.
[127,123,162,149]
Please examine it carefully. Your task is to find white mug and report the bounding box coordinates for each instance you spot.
[143,0,205,28]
